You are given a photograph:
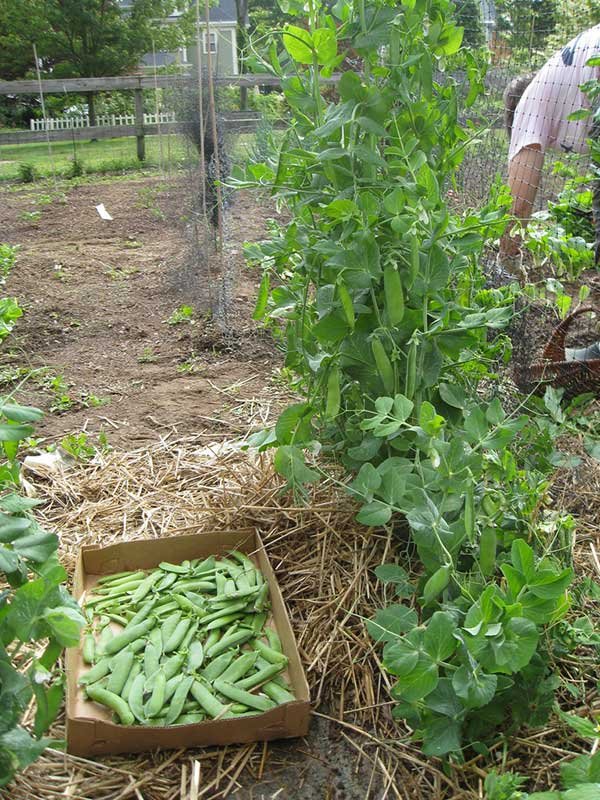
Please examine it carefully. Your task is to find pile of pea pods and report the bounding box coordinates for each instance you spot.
[78,551,296,726]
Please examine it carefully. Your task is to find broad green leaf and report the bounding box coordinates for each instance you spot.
[424,612,458,662]
[528,568,573,600]
[0,516,32,543]
[452,664,497,709]
[511,539,536,582]
[392,652,438,701]
[0,727,48,777]
[312,28,337,65]
[0,547,19,575]
[0,495,43,513]
[0,405,43,424]
[13,531,58,564]
[437,26,464,55]
[422,715,462,756]
[439,382,466,409]
[356,501,392,526]
[367,604,418,644]
[275,403,313,445]
[392,395,414,423]
[563,787,600,800]
[282,25,313,64]
[0,425,34,443]
[273,446,319,486]
[557,709,599,739]
[478,617,538,675]
[43,607,85,647]
[561,752,600,789]
[425,679,463,718]
[350,463,382,501]
[374,564,413,597]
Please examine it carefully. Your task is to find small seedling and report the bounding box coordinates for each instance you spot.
[138,347,158,363]
[167,305,194,325]
[19,211,41,222]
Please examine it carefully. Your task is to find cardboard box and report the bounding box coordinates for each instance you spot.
[66,529,311,757]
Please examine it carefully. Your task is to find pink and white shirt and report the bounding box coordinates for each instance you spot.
[509,25,600,161]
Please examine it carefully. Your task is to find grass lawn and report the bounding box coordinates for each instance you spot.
[0,133,195,180]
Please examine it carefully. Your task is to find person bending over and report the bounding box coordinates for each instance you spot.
[500,24,600,261]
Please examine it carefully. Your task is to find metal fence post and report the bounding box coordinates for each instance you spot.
[134,86,145,161]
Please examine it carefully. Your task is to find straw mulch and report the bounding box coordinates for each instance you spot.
[4,428,600,799]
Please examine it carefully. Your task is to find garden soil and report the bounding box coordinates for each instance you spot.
[0,175,282,448]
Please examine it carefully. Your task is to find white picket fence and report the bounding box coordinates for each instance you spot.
[30,111,176,131]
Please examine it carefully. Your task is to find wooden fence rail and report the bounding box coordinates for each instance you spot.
[0,73,337,159]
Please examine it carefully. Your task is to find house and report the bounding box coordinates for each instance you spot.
[118,0,239,75]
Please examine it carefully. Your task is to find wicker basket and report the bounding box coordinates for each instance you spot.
[526,306,600,400]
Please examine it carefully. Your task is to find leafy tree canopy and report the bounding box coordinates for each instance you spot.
[0,0,182,79]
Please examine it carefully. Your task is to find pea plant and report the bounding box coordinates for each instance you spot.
[0,403,85,786]
[238,0,580,758]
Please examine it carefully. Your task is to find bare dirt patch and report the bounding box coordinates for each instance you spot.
[1,175,283,447]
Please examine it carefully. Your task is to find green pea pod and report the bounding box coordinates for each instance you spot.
[78,657,111,686]
[154,601,179,618]
[107,648,135,695]
[144,642,161,680]
[206,628,254,659]
[190,680,230,719]
[164,618,193,653]
[409,234,420,286]
[201,651,235,682]
[383,265,404,326]
[82,633,96,665]
[371,338,395,395]
[173,712,205,725]
[235,662,285,691]
[464,483,475,543]
[97,570,145,586]
[229,552,256,586]
[96,624,115,656]
[120,660,142,702]
[104,618,155,656]
[213,679,276,712]
[148,627,163,654]
[253,640,288,666]
[479,528,497,577]
[265,628,282,653]
[405,337,418,400]
[187,641,204,672]
[181,620,199,651]
[165,675,195,725]
[128,672,147,722]
[159,561,189,574]
[325,366,341,421]
[161,611,183,649]
[252,612,268,635]
[262,680,295,704]
[106,613,128,627]
[338,283,355,330]
[163,652,187,681]
[220,652,258,683]
[206,613,244,631]
[422,565,451,606]
[85,685,134,726]
[156,571,178,592]
[204,629,221,652]
[131,570,161,604]
[254,583,270,612]
[145,668,167,718]
[201,601,248,625]
[164,673,186,703]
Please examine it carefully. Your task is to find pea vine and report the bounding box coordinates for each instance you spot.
[237,0,583,759]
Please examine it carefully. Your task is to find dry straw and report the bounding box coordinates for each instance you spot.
[6,422,600,799]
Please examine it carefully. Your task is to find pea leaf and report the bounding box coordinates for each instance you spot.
[356,500,392,526]
[43,607,85,647]
[282,25,314,64]
[392,653,439,701]
[452,664,497,709]
[424,612,458,662]
[0,425,34,443]
[367,604,418,644]
[422,715,462,756]
[0,406,43,424]
[374,564,413,597]
[273,446,319,487]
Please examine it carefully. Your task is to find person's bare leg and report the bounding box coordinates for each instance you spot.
[500,144,545,260]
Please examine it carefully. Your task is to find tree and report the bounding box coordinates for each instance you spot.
[0,0,182,123]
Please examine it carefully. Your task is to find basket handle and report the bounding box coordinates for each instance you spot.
[541,306,596,362]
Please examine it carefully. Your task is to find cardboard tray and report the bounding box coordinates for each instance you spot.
[66,529,311,757]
